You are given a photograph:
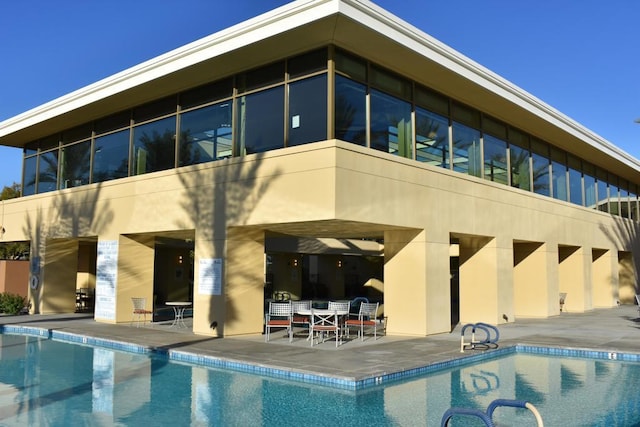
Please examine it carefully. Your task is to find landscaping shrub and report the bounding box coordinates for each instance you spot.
[0,293,27,315]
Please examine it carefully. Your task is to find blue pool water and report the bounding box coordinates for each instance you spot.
[1,333,640,426]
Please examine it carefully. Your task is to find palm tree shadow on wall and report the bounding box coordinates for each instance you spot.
[175,153,279,335]
[598,216,640,304]
[22,184,114,313]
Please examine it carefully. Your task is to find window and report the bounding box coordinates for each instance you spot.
[567,155,583,206]
[531,139,550,197]
[93,130,130,183]
[236,86,284,155]
[596,169,609,212]
[583,162,596,209]
[551,149,567,202]
[452,122,481,177]
[288,75,327,146]
[483,135,508,184]
[133,117,176,175]
[37,149,59,193]
[22,156,37,196]
[509,143,530,191]
[179,102,233,166]
[334,75,366,146]
[60,140,91,189]
[415,108,449,168]
[609,179,620,216]
[369,89,411,157]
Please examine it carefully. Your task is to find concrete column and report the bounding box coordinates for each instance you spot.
[41,239,78,314]
[558,246,588,312]
[115,234,155,323]
[385,229,450,336]
[592,249,616,307]
[618,251,636,304]
[513,241,548,317]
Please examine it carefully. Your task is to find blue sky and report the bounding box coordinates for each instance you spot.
[1,0,638,189]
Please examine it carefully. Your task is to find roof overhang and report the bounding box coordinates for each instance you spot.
[1,0,638,181]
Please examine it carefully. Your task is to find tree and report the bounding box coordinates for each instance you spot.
[0,182,20,200]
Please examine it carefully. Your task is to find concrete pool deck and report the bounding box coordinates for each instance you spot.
[1,305,640,383]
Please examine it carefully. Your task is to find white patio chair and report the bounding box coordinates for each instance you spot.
[345,302,379,341]
[265,301,292,342]
[309,309,341,347]
[291,300,311,336]
[131,297,153,327]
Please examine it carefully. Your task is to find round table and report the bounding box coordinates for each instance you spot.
[166,302,192,328]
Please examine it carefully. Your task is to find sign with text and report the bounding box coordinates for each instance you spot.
[95,240,118,320]
[198,258,222,295]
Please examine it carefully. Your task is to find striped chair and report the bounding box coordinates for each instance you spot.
[265,301,292,342]
[345,302,379,341]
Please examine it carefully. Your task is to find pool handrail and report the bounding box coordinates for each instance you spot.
[460,322,499,352]
[440,407,494,426]
[486,399,544,426]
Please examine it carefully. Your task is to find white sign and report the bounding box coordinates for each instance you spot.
[198,258,222,295]
[95,240,118,320]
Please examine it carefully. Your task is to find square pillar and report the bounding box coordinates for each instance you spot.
[558,245,588,312]
[514,241,550,317]
[41,239,79,314]
[113,234,155,323]
[592,249,616,307]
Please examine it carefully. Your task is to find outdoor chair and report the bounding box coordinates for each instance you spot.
[345,302,380,341]
[131,297,153,327]
[291,300,311,336]
[309,308,341,347]
[559,293,567,312]
[328,301,350,312]
[265,301,292,342]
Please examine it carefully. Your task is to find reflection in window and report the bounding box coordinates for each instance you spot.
[452,122,481,177]
[620,184,630,218]
[551,160,567,201]
[531,152,550,197]
[37,150,59,193]
[335,75,366,146]
[609,182,619,216]
[483,135,507,184]
[133,117,176,175]
[630,190,638,220]
[568,167,583,206]
[22,156,37,196]
[236,86,284,155]
[179,102,232,166]
[93,130,130,183]
[596,173,608,212]
[509,143,530,191]
[288,75,327,147]
[415,108,449,168]
[584,172,596,209]
[370,89,411,157]
[60,140,91,189]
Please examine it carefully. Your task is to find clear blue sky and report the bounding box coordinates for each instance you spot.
[1,0,638,189]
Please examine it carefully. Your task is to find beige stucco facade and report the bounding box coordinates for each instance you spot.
[0,139,638,336]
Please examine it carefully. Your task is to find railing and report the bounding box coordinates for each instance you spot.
[441,399,543,427]
[460,322,499,352]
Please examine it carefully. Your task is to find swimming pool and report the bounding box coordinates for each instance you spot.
[1,332,639,426]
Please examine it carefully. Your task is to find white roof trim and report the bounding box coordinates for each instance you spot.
[1,0,637,170]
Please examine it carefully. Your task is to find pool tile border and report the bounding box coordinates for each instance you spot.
[4,324,640,390]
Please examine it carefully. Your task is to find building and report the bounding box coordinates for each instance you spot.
[0,0,638,337]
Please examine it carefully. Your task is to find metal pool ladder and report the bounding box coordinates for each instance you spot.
[441,398,544,426]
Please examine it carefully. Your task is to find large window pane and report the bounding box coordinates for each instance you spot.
[370,89,411,158]
[60,140,91,189]
[93,130,130,183]
[551,160,567,201]
[288,75,327,146]
[531,152,550,196]
[584,170,596,209]
[179,102,232,166]
[609,181,620,216]
[22,156,37,196]
[133,116,176,175]
[37,150,59,193]
[415,108,449,168]
[620,182,630,218]
[509,143,530,191]
[483,135,507,184]
[236,86,284,155]
[630,188,638,220]
[452,122,481,177]
[334,75,366,146]
[596,170,609,212]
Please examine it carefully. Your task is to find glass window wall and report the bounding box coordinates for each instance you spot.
[288,75,327,146]
[609,179,620,216]
[236,86,284,155]
[93,130,130,183]
[179,102,232,166]
[133,117,177,175]
[509,143,530,191]
[452,122,481,177]
[60,140,91,189]
[567,156,583,206]
[596,169,609,212]
[415,108,449,168]
[37,149,59,193]
[22,156,37,196]
[334,75,366,146]
[483,134,508,184]
[369,89,411,157]
[583,162,596,209]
